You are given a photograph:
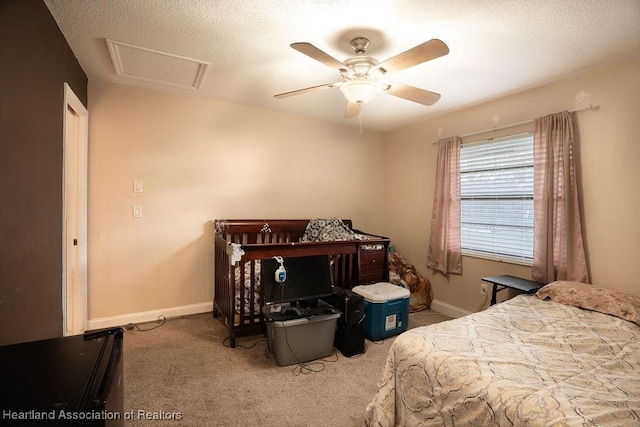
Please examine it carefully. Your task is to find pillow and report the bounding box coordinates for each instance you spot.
[536,281,640,326]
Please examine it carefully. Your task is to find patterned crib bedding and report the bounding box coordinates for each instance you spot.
[234,260,261,316]
[365,290,640,426]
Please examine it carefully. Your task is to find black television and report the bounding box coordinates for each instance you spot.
[262,255,333,305]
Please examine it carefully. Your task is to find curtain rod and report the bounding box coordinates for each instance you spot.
[430,104,599,144]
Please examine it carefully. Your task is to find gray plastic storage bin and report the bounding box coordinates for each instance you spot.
[266,313,340,366]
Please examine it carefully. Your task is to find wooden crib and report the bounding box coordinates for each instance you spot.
[213,219,390,347]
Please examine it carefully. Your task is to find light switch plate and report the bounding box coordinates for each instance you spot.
[133,180,143,193]
[133,206,143,218]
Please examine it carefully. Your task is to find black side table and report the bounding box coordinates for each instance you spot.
[482,275,546,305]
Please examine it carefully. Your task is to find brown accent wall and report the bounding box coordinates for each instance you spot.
[0,0,87,345]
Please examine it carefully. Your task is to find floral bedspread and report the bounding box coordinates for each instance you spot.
[365,294,640,426]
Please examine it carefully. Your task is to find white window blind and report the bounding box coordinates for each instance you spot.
[460,133,534,264]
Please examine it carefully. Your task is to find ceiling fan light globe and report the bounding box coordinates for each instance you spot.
[340,80,378,104]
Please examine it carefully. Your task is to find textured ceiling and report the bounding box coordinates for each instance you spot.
[44,0,640,132]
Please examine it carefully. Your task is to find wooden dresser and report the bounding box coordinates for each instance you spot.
[356,241,389,285]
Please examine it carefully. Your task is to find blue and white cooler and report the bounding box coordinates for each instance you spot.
[352,282,410,340]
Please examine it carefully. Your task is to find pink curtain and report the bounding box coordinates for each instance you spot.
[533,111,588,283]
[427,137,462,275]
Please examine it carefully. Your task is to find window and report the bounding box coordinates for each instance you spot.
[460,133,534,265]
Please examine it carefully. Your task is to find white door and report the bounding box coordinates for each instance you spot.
[63,83,88,336]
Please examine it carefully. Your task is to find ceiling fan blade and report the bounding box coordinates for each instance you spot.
[385,83,441,106]
[375,39,449,73]
[344,101,361,118]
[291,43,346,71]
[274,82,341,99]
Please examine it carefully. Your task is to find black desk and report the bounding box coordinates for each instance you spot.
[262,304,340,322]
[482,275,546,305]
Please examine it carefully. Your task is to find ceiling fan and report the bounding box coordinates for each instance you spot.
[274,37,449,118]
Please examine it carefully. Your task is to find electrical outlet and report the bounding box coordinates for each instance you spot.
[480,283,488,296]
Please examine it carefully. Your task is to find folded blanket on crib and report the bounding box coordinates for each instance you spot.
[302,218,366,242]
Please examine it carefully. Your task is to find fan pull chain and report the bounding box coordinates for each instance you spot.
[358,103,363,134]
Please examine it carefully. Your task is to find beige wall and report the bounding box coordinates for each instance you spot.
[88,56,639,323]
[382,56,640,313]
[87,81,384,322]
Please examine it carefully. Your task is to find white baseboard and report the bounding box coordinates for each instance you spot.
[87,299,467,329]
[430,299,471,319]
[87,301,213,331]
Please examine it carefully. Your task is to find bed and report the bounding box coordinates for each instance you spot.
[213,218,390,347]
[365,281,640,426]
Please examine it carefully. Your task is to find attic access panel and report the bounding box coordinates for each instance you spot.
[106,39,209,90]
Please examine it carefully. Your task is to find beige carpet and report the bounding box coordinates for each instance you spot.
[122,310,451,426]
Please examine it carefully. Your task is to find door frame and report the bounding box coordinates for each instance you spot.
[62,83,89,336]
